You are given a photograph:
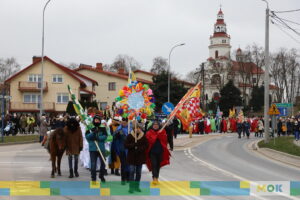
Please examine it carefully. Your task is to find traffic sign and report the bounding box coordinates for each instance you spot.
[275,103,292,108]
[162,102,174,115]
[268,104,280,115]
[278,107,288,117]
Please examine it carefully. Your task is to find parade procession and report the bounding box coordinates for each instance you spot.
[1,1,300,199]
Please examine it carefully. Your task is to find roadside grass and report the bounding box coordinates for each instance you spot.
[0,135,39,144]
[258,136,300,157]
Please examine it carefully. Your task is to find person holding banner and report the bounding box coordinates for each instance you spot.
[146,121,170,185]
[124,122,148,193]
[86,115,108,182]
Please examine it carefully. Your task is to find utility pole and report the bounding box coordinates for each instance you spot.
[262,0,270,143]
[168,43,185,103]
[201,63,206,110]
[40,0,52,117]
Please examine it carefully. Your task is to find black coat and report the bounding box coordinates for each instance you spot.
[124,132,148,165]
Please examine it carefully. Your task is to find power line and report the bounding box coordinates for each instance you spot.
[270,13,300,36]
[276,16,300,26]
[273,9,300,13]
[271,20,300,44]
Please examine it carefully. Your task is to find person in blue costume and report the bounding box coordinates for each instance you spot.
[112,118,132,185]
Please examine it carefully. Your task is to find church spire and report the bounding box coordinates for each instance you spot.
[208,7,231,59]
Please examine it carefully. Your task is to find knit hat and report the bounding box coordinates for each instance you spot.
[93,114,102,123]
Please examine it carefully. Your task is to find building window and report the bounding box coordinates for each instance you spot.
[211,41,213,45]
[215,50,219,58]
[57,93,69,103]
[108,82,116,91]
[211,74,221,85]
[28,74,41,82]
[100,102,107,110]
[222,39,226,44]
[23,93,41,103]
[52,74,63,83]
[253,78,257,84]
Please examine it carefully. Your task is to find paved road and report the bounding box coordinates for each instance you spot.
[0,133,299,200]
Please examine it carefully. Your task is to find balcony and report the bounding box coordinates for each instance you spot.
[18,81,48,92]
[10,102,55,112]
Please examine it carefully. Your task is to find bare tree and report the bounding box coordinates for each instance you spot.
[102,64,111,71]
[151,56,168,74]
[270,53,285,102]
[270,48,300,103]
[110,54,141,72]
[245,44,265,87]
[60,62,79,69]
[0,57,20,82]
[185,69,200,84]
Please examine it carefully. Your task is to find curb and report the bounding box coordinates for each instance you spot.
[0,141,39,146]
[253,139,300,168]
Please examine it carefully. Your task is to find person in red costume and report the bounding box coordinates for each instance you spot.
[204,117,211,134]
[220,117,228,133]
[145,120,170,185]
[230,118,237,132]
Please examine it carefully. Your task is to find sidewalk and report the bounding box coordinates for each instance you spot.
[251,139,300,168]
[174,133,222,151]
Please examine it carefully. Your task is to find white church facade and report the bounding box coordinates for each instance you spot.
[204,8,278,105]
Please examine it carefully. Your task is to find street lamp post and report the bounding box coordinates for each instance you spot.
[262,0,270,143]
[40,0,52,117]
[168,43,185,103]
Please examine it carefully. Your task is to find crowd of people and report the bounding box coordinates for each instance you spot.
[42,109,172,194]
[190,115,300,140]
[2,109,300,193]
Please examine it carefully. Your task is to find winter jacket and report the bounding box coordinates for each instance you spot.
[112,125,131,156]
[124,130,148,165]
[65,126,83,155]
[86,127,107,153]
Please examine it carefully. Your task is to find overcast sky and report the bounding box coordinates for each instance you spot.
[1,0,299,77]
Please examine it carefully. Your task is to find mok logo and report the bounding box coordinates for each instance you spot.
[250,181,290,196]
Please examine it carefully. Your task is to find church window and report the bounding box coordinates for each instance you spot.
[211,74,221,85]
[215,50,219,58]
[222,39,226,44]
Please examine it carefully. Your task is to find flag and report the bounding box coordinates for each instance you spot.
[168,82,201,120]
[174,84,203,131]
[237,110,244,123]
[128,68,137,85]
[229,108,235,118]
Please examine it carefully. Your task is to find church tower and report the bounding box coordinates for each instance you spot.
[208,8,231,59]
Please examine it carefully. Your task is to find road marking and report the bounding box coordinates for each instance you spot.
[186,148,298,200]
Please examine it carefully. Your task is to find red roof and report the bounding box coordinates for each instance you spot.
[216,20,225,25]
[133,69,156,76]
[207,56,229,61]
[4,56,98,86]
[134,69,195,86]
[212,32,230,38]
[269,84,280,90]
[232,61,264,75]
[75,66,153,85]
[218,8,223,15]
[238,82,252,88]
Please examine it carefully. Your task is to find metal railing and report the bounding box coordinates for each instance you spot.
[18,81,48,92]
[10,102,55,111]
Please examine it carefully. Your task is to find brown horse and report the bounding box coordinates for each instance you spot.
[48,128,67,178]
